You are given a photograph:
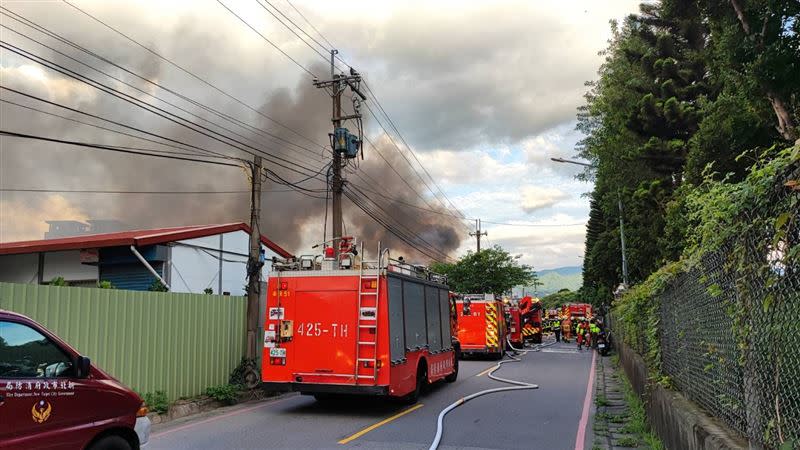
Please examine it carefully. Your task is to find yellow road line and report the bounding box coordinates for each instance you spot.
[476,365,495,377]
[338,403,424,445]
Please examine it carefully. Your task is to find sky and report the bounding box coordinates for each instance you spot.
[0,0,641,271]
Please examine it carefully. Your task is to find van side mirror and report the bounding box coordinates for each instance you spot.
[76,356,91,378]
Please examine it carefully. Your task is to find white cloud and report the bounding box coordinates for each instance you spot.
[519,186,569,213]
[415,150,527,186]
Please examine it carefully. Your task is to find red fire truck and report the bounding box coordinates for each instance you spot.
[506,306,523,347]
[261,238,459,403]
[519,296,543,344]
[455,294,506,360]
[562,303,593,320]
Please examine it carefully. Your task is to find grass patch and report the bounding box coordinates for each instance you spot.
[616,436,639,447]
[141,390,169,414]
[609,414,627,423]
[618,368,664,450]
[595,412,611,421]
[595,395,610,406]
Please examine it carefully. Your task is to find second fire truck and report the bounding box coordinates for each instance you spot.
[454,294,507,359]
[518,296,543,344]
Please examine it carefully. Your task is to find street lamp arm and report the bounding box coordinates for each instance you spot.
[550,157,594,168]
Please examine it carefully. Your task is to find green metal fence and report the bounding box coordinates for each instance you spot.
[0,282,246,401]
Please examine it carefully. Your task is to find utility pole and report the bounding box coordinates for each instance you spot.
[313,50,366,256]
[330,51,343,252]
[550,157,631,286]
[469,219,487,252]
[618,194,630,287]
[246,155,263,361]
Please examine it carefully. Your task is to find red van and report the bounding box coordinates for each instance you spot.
[0,310,150,449]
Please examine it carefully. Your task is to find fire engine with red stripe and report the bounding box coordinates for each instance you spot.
[262,237,459,403]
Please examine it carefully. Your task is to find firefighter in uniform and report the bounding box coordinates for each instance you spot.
[577,319,589,350]
[589,319,600,349]
[552,318,561,342]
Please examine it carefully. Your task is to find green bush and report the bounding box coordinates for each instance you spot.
[206,384,241,405]
[148,280,168,292]
[96,280,115,289]
[49,277,68,287]
[142,390,169,414]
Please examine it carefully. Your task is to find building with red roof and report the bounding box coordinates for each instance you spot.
[0,223,292,294]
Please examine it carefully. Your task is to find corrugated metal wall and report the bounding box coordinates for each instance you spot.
[0,282,246,401]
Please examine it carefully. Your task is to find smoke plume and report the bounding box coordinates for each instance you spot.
[0,17,464,262]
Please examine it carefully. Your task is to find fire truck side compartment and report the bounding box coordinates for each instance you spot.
[438,290,452,349]
[402,280,427,351]
[425,285,442,352]
[388,276,405,362]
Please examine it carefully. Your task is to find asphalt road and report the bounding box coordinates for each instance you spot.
[149,341,596,450]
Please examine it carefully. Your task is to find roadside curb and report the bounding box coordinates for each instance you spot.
[147,389,292,426]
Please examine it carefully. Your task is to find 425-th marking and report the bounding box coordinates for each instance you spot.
[296,322,349,338]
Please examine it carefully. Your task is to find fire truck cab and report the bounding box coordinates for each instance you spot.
[455,294,506,360]
[262,238,459,403]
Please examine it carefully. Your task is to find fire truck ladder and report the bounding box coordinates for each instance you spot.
[355,241,383,385]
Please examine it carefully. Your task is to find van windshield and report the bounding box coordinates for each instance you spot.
[0,321,74,378]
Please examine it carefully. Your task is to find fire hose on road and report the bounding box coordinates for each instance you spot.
[427,338,556,450]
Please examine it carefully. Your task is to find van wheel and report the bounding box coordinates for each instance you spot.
[88,435,132,450]
[444,353,459,383]
[403,363,427,404]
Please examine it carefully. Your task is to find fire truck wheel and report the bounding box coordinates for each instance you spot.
[491,351,503,361]
[444,353,458,383]
[402,362,427,404]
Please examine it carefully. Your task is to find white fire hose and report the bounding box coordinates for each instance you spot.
[427,338,555,450]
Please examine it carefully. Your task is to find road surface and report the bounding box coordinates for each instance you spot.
[149,341,596,450]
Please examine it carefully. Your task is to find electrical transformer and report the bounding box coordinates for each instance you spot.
[333,127,361,158]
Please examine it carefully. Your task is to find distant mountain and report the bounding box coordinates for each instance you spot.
[539,266,582,277]
[512,266,582,297]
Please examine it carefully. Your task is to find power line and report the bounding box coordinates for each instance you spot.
[0,40,328,180]
[479,219,587,227]
[361,80,466,218]
[362,101,463,217]
[228,1,460,226]
[219,1,468,238]
[57,1,329,151]
[360,135,441,211]
[347,186,457,263]
[0,14,326,168]
[255,0,330,59]
[0,130,242,167]
[284,0,335,50]
[0,188,325,195]
[253,3,465,221]
[347,180,586,228]
[343,187,454,262]
[215,0,317,78]
[0,98,231,161]
[0,86,241,163]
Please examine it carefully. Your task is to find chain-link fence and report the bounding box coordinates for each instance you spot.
[657,166,800,448]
